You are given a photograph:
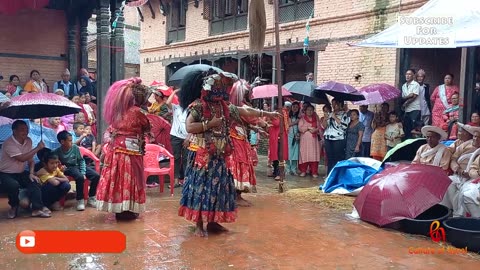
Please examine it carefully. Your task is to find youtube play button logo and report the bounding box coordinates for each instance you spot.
[16,230,36,251]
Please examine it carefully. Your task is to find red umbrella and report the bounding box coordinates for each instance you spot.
[0,0,49,15]
[353,83,401,105]
[146,114,172,153]
[251,84,291,99]
[353,164,451,226]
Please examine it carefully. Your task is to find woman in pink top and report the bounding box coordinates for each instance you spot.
[431,73,459,127]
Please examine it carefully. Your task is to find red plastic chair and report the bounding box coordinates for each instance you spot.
[144,144,174,196]
[59,147,100,206]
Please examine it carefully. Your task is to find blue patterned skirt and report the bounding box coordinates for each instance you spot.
[178,151,237,223]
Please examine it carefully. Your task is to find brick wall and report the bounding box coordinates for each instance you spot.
[0,9,67,89]
[139,0,428,153]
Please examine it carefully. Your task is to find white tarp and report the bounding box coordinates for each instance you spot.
[353,0,480,48]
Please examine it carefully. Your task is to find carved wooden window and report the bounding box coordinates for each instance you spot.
[279,0,314,23]
[208,0,248,36]
[167,0,187,43]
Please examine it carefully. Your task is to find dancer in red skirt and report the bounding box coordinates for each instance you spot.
[96,78,151,220]
[228,79,269,206]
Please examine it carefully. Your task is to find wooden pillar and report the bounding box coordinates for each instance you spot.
[66,13,78,83]
[80,16,89,70]
[111,1,125,82]
[459,47,477,122]
[96,0,112,141]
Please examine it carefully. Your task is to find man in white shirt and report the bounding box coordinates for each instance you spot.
[167,89,189,186]
[402,69,421,139]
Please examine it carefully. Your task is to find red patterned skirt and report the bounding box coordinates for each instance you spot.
[96,148,146,214]
[228,137,257,193]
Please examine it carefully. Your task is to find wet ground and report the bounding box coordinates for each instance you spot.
[0,156,479,270]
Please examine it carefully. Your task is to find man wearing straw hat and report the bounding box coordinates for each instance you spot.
[459,127,480,218]
[411,125,452,171]
[441,124,480,216]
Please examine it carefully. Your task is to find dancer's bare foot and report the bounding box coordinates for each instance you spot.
[194,219,206,237]
[207,222,228,233]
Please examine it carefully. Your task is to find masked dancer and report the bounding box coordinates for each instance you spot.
[178,69,279,236]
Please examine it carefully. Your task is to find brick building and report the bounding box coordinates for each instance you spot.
[0,0,129,140]
[139,0,431,89]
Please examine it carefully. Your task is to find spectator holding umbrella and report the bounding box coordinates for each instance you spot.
[323,98,350,175]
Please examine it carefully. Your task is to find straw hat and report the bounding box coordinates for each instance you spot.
[421,125,448,141]
[464,125,480,136]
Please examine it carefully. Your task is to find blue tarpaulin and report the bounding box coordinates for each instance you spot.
[320,157,383,195]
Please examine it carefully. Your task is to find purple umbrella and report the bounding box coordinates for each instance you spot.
[314,81,365,101]
[353,83,401,105]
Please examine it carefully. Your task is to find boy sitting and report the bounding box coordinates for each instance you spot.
[54,131,99,211]
[80,124,101,157]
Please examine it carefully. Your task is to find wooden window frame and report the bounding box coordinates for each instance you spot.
[166,0,187,44]
[208,0,249,36]
[278,0,314,23]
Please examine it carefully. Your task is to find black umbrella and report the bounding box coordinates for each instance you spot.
[283,81,329,104]
[168,64,223,87]
[314,81,366,101]
[382,138,427,163]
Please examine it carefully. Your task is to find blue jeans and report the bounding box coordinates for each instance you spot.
[41,181,71,206]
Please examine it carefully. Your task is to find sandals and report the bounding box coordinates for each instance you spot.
[146,182,160,188]
[7,207,18,219]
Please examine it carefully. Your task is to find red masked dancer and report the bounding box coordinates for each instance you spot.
[178,70,279,236]
[96,78,151,220]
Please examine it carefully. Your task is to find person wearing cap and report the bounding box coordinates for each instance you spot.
[441,125,480,216]
[411,125,452,171]
[53,69,77,97]
[148,87,172,123]
[449,123,474,151]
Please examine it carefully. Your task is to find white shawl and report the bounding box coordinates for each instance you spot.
[420,143,446,167]
[438,84,450,109]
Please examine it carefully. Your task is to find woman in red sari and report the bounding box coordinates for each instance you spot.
[96,78,151,220]
[431,73,459,128]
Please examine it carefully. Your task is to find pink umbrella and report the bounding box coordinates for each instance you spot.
[314,81,365,101]
[353,164,451,227]
[252,84,291,99]
[353,83,401,105]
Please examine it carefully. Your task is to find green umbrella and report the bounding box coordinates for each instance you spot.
[383,138,426,163]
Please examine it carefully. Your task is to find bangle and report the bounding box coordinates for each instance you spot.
[260,110,264,117]
[202,121,207,132]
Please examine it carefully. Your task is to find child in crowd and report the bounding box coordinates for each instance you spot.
[54,131,99,211]
[411,121,424,139]
[36,150,71,211]
[71,122,86,145]
[80,124,101,156]
[385,112,404,151]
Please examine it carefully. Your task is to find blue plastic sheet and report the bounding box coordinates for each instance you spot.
[320,158,383,194]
